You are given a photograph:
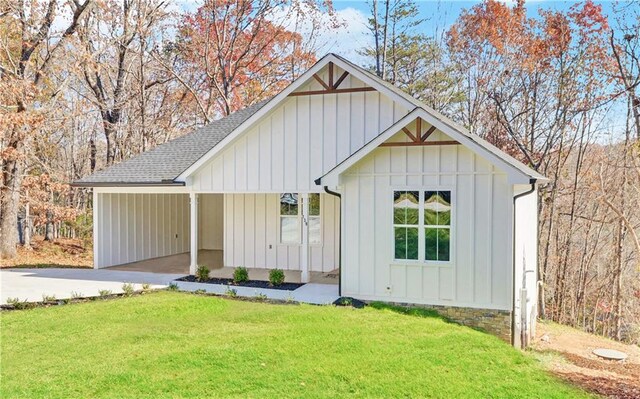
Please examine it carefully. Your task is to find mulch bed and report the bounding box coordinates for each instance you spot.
[333,297,367,308]
[176,275,304,291]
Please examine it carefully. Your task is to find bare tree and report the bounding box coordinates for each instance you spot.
[0,0,92,259]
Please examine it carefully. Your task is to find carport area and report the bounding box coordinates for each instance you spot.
[93,191,339,286]
[94,192,225,274]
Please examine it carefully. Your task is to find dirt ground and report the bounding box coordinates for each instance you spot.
[532,321,640,398]
[1,237,93,268]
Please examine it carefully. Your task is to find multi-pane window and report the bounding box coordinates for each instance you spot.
[279,193,321,245]
[393,190,452,263]
[280,193,299,244]
[308,193,321,244]
[424,191,451,261]
[393,191,420,260]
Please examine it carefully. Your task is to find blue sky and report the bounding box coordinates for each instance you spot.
[321,1,631,60]
[165,1,634,61]
[319,0,632,139]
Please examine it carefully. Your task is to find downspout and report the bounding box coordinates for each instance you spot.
[324,186,342,296]
[512,179,536,348]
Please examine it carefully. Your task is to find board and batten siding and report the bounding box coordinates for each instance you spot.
[198,194,223,250]
[223,193,339,272]
[191,65,410,192]
[340,130,514,311]
[95,193,190,268]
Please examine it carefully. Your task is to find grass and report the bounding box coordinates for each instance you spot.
[0,292,591,399]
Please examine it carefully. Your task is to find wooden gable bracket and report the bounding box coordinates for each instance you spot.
[289,62,377,97]
[379,118,460,147]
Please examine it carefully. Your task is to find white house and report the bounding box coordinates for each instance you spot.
[74,54,547,348]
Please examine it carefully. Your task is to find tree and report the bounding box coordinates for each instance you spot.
[362,0,460,112]
[0,0,92,259]
[76,0,178,166]
[168,0,329,120]
[447,0,610,322]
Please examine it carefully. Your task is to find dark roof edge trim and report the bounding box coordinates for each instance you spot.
[71,181,185,188]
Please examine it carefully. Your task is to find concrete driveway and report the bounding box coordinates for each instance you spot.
[0,268,185,305]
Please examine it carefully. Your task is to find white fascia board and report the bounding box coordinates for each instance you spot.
[176,54,417,182]
[318,107,534,186]
[414,109,533,184]
[93,186,191,194]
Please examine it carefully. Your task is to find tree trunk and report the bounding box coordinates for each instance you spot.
[103,116,117,166]
[381,0,390,80]
[372,0,381,77]
[23,195,31,250]
[89,136,97,172]
[614,220,624,341]
[44,209,55,241]
[0,141,23,259]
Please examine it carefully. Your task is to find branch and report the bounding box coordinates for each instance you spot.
[151,51,210,123]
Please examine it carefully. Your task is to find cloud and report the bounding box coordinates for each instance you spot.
[316,7,371,62]
[267,2,371,63]
[48,0,372,64]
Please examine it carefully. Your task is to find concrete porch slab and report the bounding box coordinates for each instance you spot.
[105,251,338,286]
[107,250,222,274]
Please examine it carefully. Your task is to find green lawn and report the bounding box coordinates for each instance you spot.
[1,292,590,398]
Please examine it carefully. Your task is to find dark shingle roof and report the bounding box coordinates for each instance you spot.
[73,99,270,186]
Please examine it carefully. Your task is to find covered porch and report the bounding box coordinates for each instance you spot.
[95,190,340,286]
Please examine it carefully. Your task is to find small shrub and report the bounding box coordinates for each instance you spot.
[62,298,71,305]
[142,283,151,291]
[194,289,206,294]
[269,269,285,286]
[7,297,31,310]
[70,291,83,299]
[121,283,135,296]
[42,294,56,302]
[195,265,210,282]
[233,267,249,284]
[98,289,112,298]
[254,292,268,301]
[225,287,237,297]
[168,282,179,291]
[339,297,352,306]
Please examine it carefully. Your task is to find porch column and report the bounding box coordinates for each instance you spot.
[92,190,100,269]
[301,194,309,283]
[189,193,198,275]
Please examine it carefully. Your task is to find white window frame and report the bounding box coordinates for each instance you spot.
[391,188,454,266]
[279,193,300,245]
[307,193,322,246]
[392,190,421,262]
[278,193,323,246]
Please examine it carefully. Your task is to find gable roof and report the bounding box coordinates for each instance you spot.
[316,108,548,186]
[330,54,548,184]
[173,53,420,181]
[75,53,547,187]
[73,99,270,187]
